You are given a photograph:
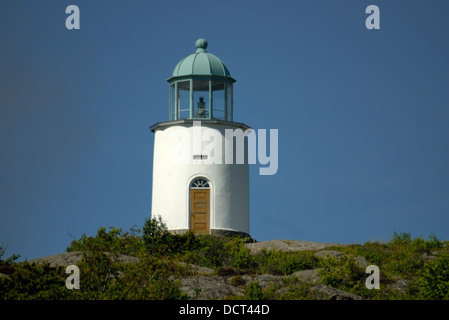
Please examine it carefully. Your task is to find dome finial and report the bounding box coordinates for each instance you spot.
[195,38,208,52]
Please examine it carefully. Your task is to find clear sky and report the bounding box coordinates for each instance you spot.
[1,0,449,261]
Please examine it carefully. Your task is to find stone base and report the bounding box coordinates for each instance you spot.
[210,229,251,239]
[168,228,253,240]
[169,229,190,235]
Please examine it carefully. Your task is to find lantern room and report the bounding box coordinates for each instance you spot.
[167,39,235,122]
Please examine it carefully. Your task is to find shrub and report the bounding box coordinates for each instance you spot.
[182,234,254,270]
[67,226,143,256]
[222,238,254,269]
[279,282,315,300]
[114,255,188,300]
[142,217,201,256]
[389,231,412,247]
[255,250,318,275]
[243,281,275,300]
[0,262,75,300]
[65,223,188,299]
[142,216,172,255]
[230,275,246,287]
[0,245,20,265]
[319,255,364,290]
[416,253,449,299]
[411,234,445,253]
[182,234,227,268]
[388,252,424,276]
[0,245,20,277]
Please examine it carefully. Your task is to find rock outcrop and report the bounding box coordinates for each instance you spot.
[245,240,342,254]
[29,251,139,267]
[309,284,363,300]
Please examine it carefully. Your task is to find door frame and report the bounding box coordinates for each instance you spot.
[190,188,210,234]
[187,175,213,234]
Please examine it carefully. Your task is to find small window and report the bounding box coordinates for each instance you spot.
[191,177,210,189]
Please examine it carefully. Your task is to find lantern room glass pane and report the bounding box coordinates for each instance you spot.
[212,82,225,120]
[169,83,175,120]
[177,81,190,119]
[226,83,233,121]
[193,80,210,119]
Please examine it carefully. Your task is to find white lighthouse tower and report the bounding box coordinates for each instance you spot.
[150,39,251,237]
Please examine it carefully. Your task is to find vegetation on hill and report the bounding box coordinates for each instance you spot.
[1,218,449,300]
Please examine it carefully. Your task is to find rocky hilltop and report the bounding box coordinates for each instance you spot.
[25,240,404,300]
[3,227,447,300]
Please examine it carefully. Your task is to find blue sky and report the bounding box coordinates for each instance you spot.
[1,0,449,260]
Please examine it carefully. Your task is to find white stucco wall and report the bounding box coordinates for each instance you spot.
[151,122,250,235]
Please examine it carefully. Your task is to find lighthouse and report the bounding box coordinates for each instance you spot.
[150,39,251,238]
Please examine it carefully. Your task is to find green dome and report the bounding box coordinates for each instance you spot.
[171,39,233,79]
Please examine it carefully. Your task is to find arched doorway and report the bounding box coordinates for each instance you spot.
[190,177,210,234]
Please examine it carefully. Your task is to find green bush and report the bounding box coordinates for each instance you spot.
[255,250,318,275]
[0,223,189,300]
[142,216,174,255]
[230,275,246,287]
[222,238,254,269]
[319,255,364,290]
[0,245,20,266]
[411,234,445,253]
[416,253,449,300]
[141,217,254,269]
[142,217,200,256]
[0,262,74,300]
[70,223,188,299]
[388,252,424,276]
[336,243,392,268]
[182,234,226,268]
[67,226,143,256]
[110,254,188,300]
[389,231,412,247]
[182,234,254,269]
[388,232,446,253]
[243,281,275,300]
[279,282,315,300]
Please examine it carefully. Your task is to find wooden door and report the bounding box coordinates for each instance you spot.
[190,189,210,234]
